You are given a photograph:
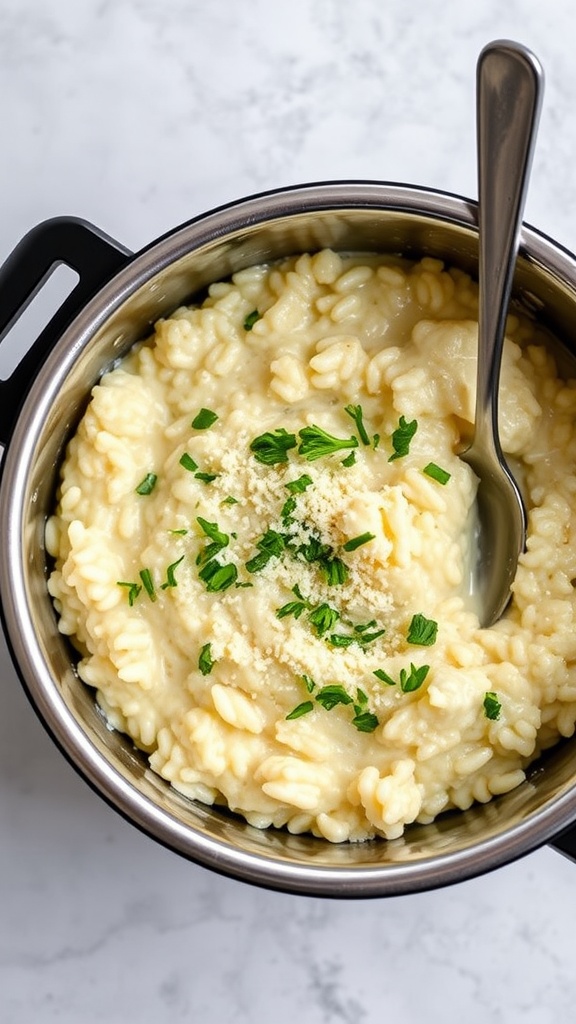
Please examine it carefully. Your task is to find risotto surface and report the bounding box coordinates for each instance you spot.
[46,249,576,842]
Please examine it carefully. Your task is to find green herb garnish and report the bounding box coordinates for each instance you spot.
[295,534,332,565]
[344,404,370,446]
[117,581,142,606]
[324,557,349,586]
[276,584,312,620]
[196,517,229,565]
[308,603,340,637]
[343,532,376,552]
[355,619,377,633]
[388,415,418,461]
[198,559,238,592]
[373,668,396,686]
[244,309,262,331]
[351,710,379,733]
[286,700,314,720]
[399,663,430,693]
[245,529,285,573]
[406,613,438,647]
[483,691,502,720]
[298,424,358,462]
[291,534,347,585]
[139,568,156,602]
[135,472,157,495]
[281,496,297,522]
[356,628,385,646]
[341,450,356,467]
[160,555,185,590]
[423,462,451,485]
[222,495,239,506]
[302,673,316,693]
[315,684,354,711]
[250,428,297,466]
[169,528,188,535]
[195,472,219,484]
[285,474,313,494]
[192,408,219,430]
[198,643,215,676]
[328,633,357,648]
[179,452,199,473]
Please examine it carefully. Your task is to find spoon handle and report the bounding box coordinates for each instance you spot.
[474,40,544,448]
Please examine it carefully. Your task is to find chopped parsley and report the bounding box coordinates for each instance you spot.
[374,663,430,692]
[343,532,375,552]
[291,532,348,586]
[198,643,215,676]
[341,450,356,467]
[323,557,349,586]
[298,424,358,462]
[192,408,219,430]
[373,668,396,686]
[160,555,185,590]
[399,663,430,693]
[245,529,285,573]
[423,462,451,485]
[483,691,502,720]
[286,676,378,731]
[135,472,157,495]
[308,603,340,637]
[276,599,308,620]
[351,709,379,732]
[179,452,198,473]
[302,673,316,693]
[276,584,312,620]
[117,581,142,606]
[327,633,358,648]
[194,472,219,484]
[285,700,314,720]
[244,309,262,331]
[197,559,238,592]
[250,428,297,466]
[281,496,297,522]
[196,517,229,565]
[285,474,313,494]
[388,415,418,461]
[352,689,379,730]
[139,567,156,602]
[355,626,386,645]
[315,684,354,711]
[344,404,370,446]
[295,534,332,565]
[355,619,377,633]
[406,613,438,647]
[222,495,239,506]
[179,451,217,483]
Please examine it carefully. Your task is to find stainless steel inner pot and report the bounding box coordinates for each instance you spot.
[1,181,576,897]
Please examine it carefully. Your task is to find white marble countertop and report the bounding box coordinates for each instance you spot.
[2,2,576,1021]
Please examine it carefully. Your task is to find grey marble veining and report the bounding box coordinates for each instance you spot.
[2,2,576,1021]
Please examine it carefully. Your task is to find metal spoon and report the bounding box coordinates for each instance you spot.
[461,40,544,627]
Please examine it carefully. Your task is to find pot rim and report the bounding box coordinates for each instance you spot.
[3,179,576,896]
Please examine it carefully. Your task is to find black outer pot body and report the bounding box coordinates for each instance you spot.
[1,181,576,897]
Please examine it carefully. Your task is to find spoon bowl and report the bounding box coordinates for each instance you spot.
[461,40,544,626]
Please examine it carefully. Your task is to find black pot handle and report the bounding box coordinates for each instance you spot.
[550,825,576,862]
[0,216,132,446]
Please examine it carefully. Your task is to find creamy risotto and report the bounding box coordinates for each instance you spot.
[46,249,576,843]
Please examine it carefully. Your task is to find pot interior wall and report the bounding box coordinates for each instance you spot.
[10,195,576,893]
